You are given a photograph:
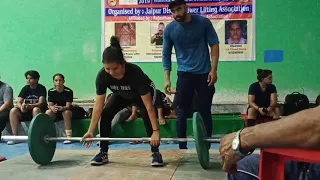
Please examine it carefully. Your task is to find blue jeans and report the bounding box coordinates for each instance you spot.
[228,154,320,180]
[175,71,215,149]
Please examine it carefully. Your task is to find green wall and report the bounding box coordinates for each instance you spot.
[0,0,319,102]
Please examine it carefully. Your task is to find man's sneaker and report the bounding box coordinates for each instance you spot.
[90,151,109,166]
[151,152,164,166]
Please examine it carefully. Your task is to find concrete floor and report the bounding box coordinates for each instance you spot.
[0,149,227,180]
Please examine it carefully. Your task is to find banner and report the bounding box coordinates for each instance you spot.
[103,0,256,62]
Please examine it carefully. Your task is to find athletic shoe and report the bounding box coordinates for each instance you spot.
[7,141,16,145]
[63,140,72,144]
[151,152,164,166]
[90,151,109,165]
[179,142,188,149]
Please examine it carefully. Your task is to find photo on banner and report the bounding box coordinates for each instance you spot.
[102,0,256,62]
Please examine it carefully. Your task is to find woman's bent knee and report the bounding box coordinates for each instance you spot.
[32,107,41,113]
[247,107,257,119]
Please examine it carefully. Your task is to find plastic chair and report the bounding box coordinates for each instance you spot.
[259,148,320,180]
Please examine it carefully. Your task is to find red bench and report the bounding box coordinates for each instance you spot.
[259,148,320,180]
[0,156,6,162]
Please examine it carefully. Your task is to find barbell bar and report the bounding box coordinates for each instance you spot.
[0,112,224,169]
[1,136,221,143]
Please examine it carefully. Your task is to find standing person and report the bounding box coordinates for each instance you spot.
[46,73,74,144]
[0,77,13,139]
[8,70,47,145]
[162,0,220,149]
[81,36,163,166]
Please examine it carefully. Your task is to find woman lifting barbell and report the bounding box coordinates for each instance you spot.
[81,36,163,166]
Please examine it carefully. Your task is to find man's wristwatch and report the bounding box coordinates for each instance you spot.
[232,129,254,158]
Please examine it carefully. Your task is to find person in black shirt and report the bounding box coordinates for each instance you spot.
[46,73,74,144]
[247,69,280,126]
[8,70,47,145]
[81,36,163,166]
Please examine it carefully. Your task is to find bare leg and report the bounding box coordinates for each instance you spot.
[45,109,56,118]
[9,108,21,136]
[8,108,22,145]
[32,107,41,117]
[247,107,258,127]
[272,107,281,120]
[62,110,72,144]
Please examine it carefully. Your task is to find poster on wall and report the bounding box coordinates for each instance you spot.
[102,0,256,62]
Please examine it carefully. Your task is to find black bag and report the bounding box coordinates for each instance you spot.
[71,105,87,120]
[315,95,320,107]
[87,108,93,118]
[283,92,309,116]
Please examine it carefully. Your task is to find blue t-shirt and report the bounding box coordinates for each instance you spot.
[162,15,219,74]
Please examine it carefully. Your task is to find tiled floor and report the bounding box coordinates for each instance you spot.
[0,141,227,180]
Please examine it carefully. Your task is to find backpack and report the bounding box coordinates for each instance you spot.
[283,92,309,116]
[71,105,88,120]
[87,108,93,118]
[315,95,320,107]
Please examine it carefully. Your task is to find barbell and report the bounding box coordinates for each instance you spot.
[0,112,223,169]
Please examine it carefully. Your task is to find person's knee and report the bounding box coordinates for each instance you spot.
[247,107,257,119]
[45,109,55,117]
[9,108,20,118]
[32,107,41,116]
[227,155,260,180]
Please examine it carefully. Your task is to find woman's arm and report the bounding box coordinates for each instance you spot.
[248,95,259,110]
[141,93,159,131]
[270,92,278,108]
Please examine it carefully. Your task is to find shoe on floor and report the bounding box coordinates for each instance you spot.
[63,136,72,144]
[90,151,109,166]
[151,152,164,167]
[7,141,16,145]
[63,140,72,144]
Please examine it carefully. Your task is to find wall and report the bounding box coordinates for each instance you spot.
[0,0,319,103]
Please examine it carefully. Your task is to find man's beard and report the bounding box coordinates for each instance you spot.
[174,13,187,22]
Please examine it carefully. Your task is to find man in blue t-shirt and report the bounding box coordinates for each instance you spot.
[162,0,219,149]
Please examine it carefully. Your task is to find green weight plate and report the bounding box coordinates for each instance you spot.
[193,112,210,169]
[28,113,56,165]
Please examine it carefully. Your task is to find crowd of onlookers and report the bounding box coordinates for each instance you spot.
[0,70,197,145]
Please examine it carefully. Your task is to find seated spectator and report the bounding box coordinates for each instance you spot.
[247,69,280,127]
[46,73,73,144]
[8,70,47,145]
[128,89,170,125]
[155,89,171,125]
[0,77,13,139]
[165,87,197,119]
